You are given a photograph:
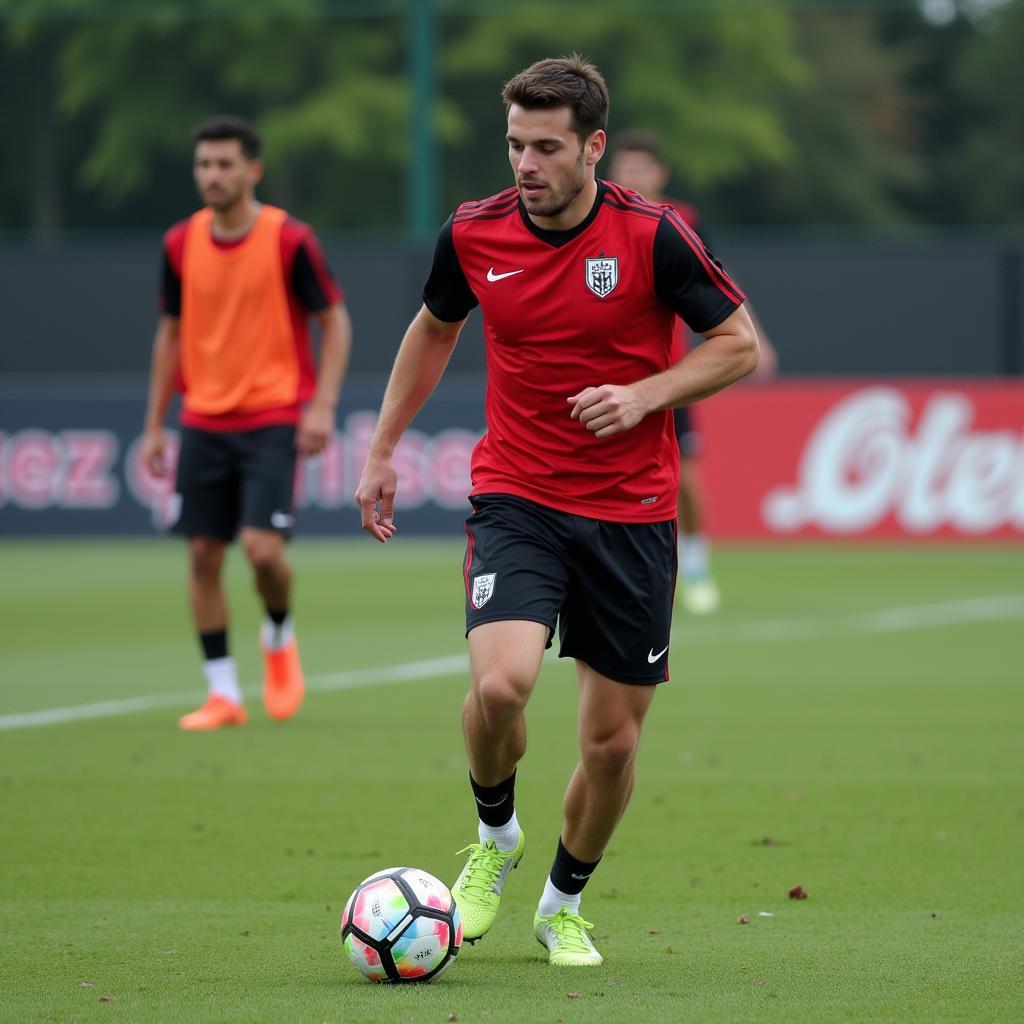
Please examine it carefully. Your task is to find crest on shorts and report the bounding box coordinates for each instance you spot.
[471,573,496,609]
[585,256,618,298]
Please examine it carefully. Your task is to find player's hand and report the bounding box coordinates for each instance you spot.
[355,457,399,543]
[297,402,334,456]
[567,385,648,438]
[142,428,168,478]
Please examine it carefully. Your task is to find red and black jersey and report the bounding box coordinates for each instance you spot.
[160,211,342,431]
[663,196,705,362]
[423,179,744,523]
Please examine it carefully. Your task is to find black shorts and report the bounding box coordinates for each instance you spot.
[673,406,702,458]
[463,494,677,685]
[171,425,298,541]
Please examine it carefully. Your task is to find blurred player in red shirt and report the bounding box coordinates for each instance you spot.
[609,131,777,614]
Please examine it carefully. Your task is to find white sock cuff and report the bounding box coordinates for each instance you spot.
[261,615,295,651]
[478,810,521,853]
[202,656,242,704]
[538,876,581,919]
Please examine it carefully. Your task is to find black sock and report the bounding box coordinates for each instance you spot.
[199,629,228,662]
[469,771,516,827]
[266,606,289,626]
[549,838,601,896]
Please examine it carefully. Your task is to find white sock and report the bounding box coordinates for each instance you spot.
[538,876,581,918]
[679,534,711,580]
[261,615,295,652]
[202,656,242,705]
[478,810,521,853]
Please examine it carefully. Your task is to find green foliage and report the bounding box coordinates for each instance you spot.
[949,3,1024,222]
[0,1,1021,232]
[715,10,925,226]
[441,8,805,200]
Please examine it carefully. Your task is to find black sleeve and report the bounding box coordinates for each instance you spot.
[690,214,713,254]
[290,241,332,313]
[652,213,742,334]
[160,249,181,316]
[422,214,478,323]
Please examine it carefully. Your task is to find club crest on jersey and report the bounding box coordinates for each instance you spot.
[585,256,618,298]
[471,573,496,609]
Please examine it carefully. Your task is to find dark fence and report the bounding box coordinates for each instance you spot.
[2,233,1022,376]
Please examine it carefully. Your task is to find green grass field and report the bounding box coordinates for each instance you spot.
[1,539,1022,1024]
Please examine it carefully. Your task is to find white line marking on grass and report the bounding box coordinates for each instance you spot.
[680,593,1024,647]
[1,595,1021,732]
[0,653,470,732]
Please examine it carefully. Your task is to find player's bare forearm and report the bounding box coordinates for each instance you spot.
[144,316,180,431]
[311,303,351,411]
[745,303,778,379]
[298,304,351,455]
[355,305,464,541]
[568,306,758,438]
[651,304,760,407]
[142,316,180,476]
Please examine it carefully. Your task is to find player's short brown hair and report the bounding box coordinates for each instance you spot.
[502,54,609,141]
[193,115,262,160]
[611,130,666,166]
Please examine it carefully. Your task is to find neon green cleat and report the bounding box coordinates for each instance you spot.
[451,831,525,942]
[534,908,604,966]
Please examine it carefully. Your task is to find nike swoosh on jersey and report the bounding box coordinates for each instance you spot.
[647,645,669,663]
[486,267,525,282]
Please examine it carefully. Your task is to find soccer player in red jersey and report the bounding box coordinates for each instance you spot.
[142,116,351,731]
[609,131,778,615]
[356,57,759,965]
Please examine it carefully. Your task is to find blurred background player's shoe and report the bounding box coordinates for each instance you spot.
[533,909,603,966]
[678,574,721,615]
[262,632,305,720]
[178,695,247,731]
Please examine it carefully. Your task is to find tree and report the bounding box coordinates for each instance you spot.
[713,9,926,227]
[438,8,807,214]
[947,1,1024,223]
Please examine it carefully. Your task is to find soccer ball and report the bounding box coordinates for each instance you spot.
[340,867,463,983]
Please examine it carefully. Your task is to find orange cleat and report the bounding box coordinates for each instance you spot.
[178,695,247,731]
[262,637,305,721]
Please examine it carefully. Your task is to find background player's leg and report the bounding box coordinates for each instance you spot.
[240,526,292,626]
[240,526,303,720]
[534,663,655,965]
[677,453,720,614]
[189,534,229,635]
[453,619,547,941]
[179,535,245,729]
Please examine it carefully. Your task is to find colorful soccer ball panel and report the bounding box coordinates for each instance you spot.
[390,915,452,979]
[343,932,388,983]
[348,877,411,943]
[399,868,455,913]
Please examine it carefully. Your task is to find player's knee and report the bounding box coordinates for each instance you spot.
[581,726,640,778]
[473,672,529,724]
[241,533,282,572]
[188,538,224,581]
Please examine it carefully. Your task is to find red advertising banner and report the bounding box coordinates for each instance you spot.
[699,380,1024,540]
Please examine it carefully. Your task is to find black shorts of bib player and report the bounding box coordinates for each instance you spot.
[172,425,299,541]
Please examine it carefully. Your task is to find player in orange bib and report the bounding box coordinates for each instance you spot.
[142,116,351,730]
